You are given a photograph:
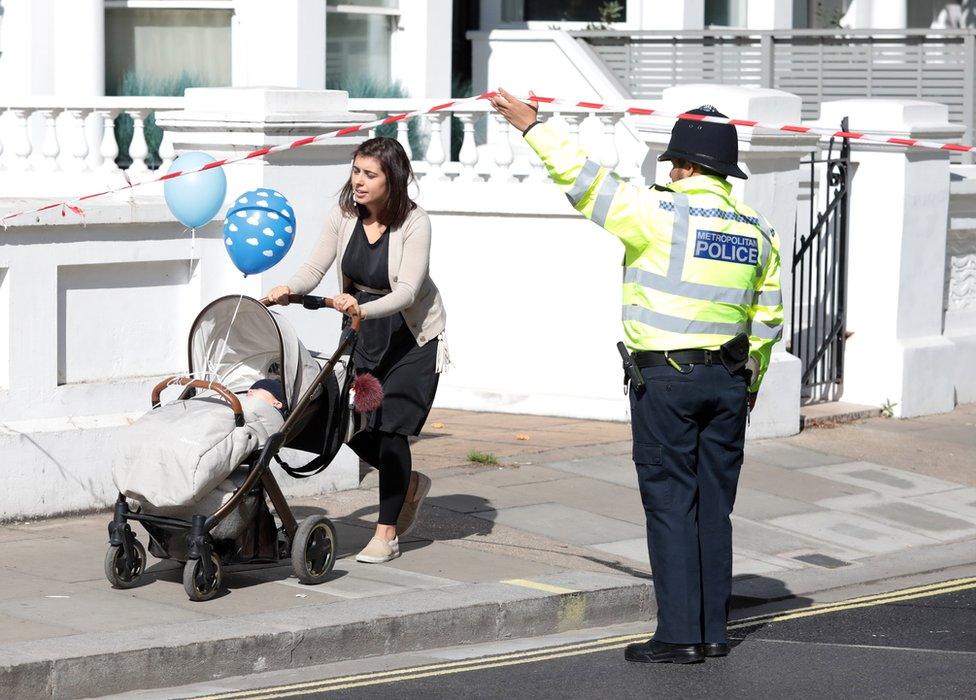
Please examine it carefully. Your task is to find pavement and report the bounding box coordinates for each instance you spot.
[1,404,975,698]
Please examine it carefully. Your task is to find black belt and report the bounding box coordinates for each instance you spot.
[633,349,716,368]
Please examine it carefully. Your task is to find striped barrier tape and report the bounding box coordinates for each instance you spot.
[1,90,972,227]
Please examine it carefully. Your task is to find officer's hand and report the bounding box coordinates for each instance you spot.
[748,393,758,411]
[488,88,539,132]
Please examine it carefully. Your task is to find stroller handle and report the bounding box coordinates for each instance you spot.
[151,377,245,427]
[261,294,362,332]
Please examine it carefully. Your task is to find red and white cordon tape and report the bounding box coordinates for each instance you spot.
[2,90,973,227]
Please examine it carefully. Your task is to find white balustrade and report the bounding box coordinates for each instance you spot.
[598,112,623,171]
[454,111,483,183]
[0,97,183,182]
[558,110,585,146]
[158,126,176,173]
[0,97,634,189]
[395,119,412,160]
[63,109,91,173]
[95,109,118,172]
[37,109,62,172]
[424,112,448,180]
[492,113,517,183]
[9,109,33,171]
[127,109,149,175]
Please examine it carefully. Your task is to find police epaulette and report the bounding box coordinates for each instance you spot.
[651,184,674,192]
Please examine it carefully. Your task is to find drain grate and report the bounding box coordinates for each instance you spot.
[794,553,852,569]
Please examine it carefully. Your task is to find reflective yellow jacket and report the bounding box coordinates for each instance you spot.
[524,122,784,392]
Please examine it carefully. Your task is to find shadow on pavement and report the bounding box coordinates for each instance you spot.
[729,575,815,646]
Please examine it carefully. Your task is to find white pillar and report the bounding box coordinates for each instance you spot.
[232,0,326,88]
[871,0,907,29]
[841,0,908,29]
[817,99,961,418]
[651,0,705,29]
[391,0,453,98]
[635,84,820,438]
[0,0,55,95]
[53,0,104,97]
[747,0,793,29]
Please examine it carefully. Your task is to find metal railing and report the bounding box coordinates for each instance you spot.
[791,121,852,403]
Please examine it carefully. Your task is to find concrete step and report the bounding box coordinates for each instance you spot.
[800,401,881,429]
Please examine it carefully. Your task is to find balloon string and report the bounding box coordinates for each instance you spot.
[188,226,196,280]
[209,292,245,392]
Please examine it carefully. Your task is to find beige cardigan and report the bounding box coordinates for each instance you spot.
[287,204,448,366]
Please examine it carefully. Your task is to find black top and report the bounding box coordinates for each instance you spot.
[341,217,390,292]
[339,217,440,435]
[341,217,408,371]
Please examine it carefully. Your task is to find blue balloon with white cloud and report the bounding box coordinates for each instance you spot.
[222,189,296,275]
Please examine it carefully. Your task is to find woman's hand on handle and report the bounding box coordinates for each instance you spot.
[267,285,292,306]
[488,87,540,133]
[332,293,364,319]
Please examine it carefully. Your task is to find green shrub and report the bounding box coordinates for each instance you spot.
[111,70,206,170]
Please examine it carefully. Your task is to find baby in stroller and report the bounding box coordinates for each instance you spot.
[106,293,373,601]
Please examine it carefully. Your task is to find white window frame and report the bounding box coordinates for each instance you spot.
[104,1,235,9]
[327,4,401,18]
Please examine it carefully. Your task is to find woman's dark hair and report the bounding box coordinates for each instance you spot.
[338,137,417,230]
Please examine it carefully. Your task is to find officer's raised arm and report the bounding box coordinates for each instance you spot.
[489,88,663,252]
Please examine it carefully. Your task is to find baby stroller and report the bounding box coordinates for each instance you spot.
[105,294,360,601]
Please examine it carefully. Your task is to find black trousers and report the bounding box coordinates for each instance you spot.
[348,430,412,526]
[630,362,748,645]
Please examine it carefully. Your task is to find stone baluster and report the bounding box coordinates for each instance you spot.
[559,111,585,146]
[127,108,149,174]
[95,109,119,172]
[36,109,63,172]
[424,112,448,180]
[157,122,176,172]
[395,118,413,160]
[9,109,33,171]
[455,111,482,182]
[63,109,91,172]
[492,113,517,182]
[598,112,622,171]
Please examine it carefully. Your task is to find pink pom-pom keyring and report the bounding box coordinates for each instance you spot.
[352,373,384,413]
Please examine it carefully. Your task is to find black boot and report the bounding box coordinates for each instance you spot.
[624,639,704,664]
[703,642,730,657]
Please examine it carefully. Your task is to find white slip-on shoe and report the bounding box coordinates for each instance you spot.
[355,536,400,564]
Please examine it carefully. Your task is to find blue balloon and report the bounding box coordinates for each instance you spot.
[164,151,227,229]
[222,189,296,275]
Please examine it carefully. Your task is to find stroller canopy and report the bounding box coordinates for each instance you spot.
[188,295,320,410]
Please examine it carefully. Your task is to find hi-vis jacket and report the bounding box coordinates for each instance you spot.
[525,123,784,392]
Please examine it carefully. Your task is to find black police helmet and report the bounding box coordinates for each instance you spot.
[658,105,748,179]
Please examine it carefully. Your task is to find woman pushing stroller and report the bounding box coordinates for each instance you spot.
[268,136,447,564]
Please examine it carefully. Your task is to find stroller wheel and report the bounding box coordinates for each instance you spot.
[182,554,223,602]
[104,540,147,589]
[292,516,338,584]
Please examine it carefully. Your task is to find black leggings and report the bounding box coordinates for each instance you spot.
[348,430,412,526]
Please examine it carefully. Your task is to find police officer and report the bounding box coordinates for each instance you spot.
[490,89,784,664]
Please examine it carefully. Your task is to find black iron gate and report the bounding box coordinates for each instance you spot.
[790,120,852,403]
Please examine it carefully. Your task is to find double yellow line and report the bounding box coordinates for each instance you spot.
[192,576,976,699]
